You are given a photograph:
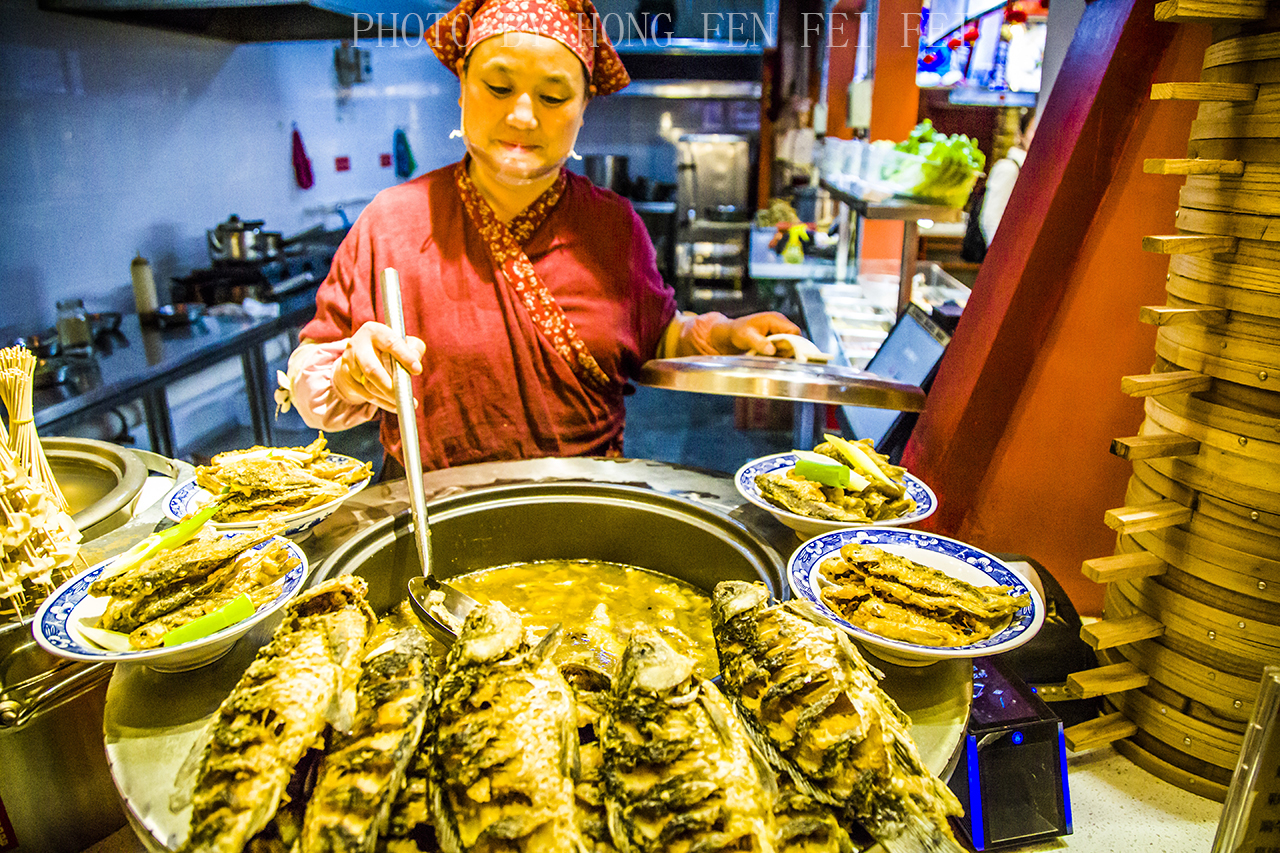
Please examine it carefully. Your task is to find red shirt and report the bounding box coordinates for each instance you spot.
[299,164,677,470]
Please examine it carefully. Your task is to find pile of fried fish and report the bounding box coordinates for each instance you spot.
[820,544,1031,647]
[173,577,965,853]
[195,434,372,524]
[89,523,295,650]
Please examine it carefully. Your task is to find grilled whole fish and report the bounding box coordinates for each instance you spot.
[178,576,376,853]
[711,582,964,853]
[429,602,583,853]
[599,625,776,853]
[772,782,856,853]
[560,663,617,853]
[379,745,437,853]
[301,604,435,853]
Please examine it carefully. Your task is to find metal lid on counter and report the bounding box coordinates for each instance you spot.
[637,355,926,411]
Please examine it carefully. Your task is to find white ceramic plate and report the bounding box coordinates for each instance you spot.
[164,454,371,537]
[787,526,1044,666]
[33,534,307,672]
[735,451,937,538]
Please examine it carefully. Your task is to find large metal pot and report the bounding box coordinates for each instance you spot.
[0,626,127,852]
[311,480,787,616]
[45,437,148,541]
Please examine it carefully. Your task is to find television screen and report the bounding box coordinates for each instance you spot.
[915,0,1047,105]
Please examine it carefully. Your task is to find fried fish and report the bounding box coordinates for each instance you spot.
[428,602,583,853]
[178,576,376,853]
[301,603,435,853]
[711,581,964,853]
[820,544,1030,646]
[599,625,776,853]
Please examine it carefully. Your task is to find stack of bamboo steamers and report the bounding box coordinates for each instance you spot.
[1060,0,1280,801]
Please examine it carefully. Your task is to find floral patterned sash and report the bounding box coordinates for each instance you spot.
[454,161,612,392]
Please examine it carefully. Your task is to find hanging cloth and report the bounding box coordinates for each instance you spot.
[394,128,417,179]
[292,123,315,190]
[453,160,612,392]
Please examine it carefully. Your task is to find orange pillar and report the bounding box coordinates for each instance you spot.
[862,0,923,260]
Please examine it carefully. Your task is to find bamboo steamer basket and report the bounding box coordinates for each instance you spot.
[1066,5,1280,801]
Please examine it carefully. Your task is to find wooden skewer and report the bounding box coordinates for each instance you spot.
[1144,158,1245,176]
[1067,662,1150,699]
[1110,433,1201,460]
[1081,614,1166,650]
[1142,234,1239,255]
[1064,712,1139,752]
[1081,552,1168,584]
[1151,82,1258,102]
[1154,0,1266,23]
[1138,305,1227,327]
[1104,500,1193,535]
[1121,370,1211,397]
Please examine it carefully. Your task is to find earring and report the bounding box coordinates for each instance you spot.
[569,150,582,161]
[448,129,464,139]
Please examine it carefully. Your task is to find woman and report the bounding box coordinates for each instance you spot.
[281,0,799,474]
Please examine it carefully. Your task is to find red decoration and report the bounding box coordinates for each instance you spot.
[964,23,980,42]
[948,36,962,49]
[291,125,314,190]
[335,156,351,172]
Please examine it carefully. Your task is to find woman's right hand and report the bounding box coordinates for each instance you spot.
[332,321,426,412]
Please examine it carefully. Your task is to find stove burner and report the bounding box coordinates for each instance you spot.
[172,247,335,306]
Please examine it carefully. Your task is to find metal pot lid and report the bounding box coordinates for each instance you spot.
[637,355,927,411]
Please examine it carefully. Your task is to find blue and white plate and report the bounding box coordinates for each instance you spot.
[164,454,371,537]
[788,527,1044,666]
[735,451,937,538]
[33,534,307,672]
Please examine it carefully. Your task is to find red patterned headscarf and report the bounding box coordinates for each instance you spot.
[427,0,630,96]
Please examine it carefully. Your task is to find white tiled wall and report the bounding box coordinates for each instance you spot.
[0,0,465,338]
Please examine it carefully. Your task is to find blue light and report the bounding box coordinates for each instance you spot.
[1012,731,1024,745]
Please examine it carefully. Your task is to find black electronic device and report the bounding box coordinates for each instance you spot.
[948,654,1072,850]
[843,302,950,461]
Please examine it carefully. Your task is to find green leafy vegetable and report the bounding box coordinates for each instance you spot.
[879,119,986,209]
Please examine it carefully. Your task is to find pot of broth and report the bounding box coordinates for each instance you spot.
[311,481,786,674]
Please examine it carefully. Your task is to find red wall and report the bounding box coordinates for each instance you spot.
[903,21,1212,615]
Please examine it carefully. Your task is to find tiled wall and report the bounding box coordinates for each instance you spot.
[0,1,467,338]
[0,0,757,341]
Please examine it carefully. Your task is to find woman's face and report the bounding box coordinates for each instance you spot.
[459,33,589,188]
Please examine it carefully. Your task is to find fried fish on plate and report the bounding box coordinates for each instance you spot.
[194,434,372,524]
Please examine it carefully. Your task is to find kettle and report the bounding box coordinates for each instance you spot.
[207,214,282,263]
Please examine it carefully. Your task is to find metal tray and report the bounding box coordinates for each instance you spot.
[638,355,926,410]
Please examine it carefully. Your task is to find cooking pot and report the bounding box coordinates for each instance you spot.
[583,155,630,196]
[45,437,148,541]
[312,481,786,616]
[207,215,280,263]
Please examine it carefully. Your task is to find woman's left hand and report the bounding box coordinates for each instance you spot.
[722,312,802,356]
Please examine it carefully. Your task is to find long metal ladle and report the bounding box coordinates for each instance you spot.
[379,268,476,646]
